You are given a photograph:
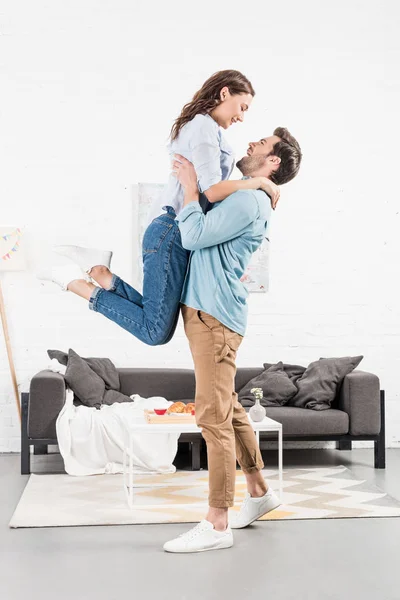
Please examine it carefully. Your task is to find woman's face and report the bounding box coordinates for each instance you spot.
[211,89,253,129]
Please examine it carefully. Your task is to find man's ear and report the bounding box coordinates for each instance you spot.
[268,155,281,166]
[268,155,281,171]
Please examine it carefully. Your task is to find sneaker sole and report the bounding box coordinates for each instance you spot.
[163,538,234,553]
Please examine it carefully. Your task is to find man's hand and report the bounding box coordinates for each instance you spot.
[172,154,198,193]
[172,154,200,207]
[259,177,280,210]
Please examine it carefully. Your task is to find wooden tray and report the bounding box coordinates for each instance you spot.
[144,410,196,424]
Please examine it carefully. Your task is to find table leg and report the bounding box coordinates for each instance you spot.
[123,446,129,504]
[129,434,133,509]
[278,428,283,501]
[256,430,260,445]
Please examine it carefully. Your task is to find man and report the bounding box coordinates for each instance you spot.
[163,128,302,553]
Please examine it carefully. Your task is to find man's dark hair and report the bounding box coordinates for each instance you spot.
[269,127,302,185]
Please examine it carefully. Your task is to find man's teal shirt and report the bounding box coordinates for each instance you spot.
[176,189,271,336]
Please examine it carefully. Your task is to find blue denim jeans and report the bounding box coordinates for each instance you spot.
[89,207,190,345]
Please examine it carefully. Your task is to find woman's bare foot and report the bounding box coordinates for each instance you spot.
[88,265,113,289]
[67,279,97,300]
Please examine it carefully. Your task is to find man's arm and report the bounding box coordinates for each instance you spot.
[173,153,279,209]
[176,192,258,251]
[173,154,259,251]
[183,121,265,203]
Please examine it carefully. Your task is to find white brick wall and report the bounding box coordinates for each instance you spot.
[1,0,399,452]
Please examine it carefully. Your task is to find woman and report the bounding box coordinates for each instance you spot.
[40,70,279,345]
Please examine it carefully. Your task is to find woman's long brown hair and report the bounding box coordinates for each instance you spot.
[170,70,255,141]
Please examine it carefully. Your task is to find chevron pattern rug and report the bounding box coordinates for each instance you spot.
[9,465,400,528]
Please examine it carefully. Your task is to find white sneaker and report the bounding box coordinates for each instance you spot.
[53,245,113,275]
[163,520,233,553]
[230,488,281,529]
[37,264,89,291]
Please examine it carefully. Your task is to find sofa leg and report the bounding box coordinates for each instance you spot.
[374,390,386,469]
[34,445,48,455]
[21,392,31,475]
[336,440,352,451]
[190,441,201,471]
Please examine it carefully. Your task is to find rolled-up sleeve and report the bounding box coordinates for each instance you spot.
[176,192,259,251]
[189,120,222,193]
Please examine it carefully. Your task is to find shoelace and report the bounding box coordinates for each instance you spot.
[178,521,209,541]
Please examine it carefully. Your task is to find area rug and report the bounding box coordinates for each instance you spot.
[9,466,400,528]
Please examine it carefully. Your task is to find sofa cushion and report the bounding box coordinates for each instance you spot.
[261,406,349,435]
[118,368,196,400]
[288,356,363,411]
[238,362,298,407]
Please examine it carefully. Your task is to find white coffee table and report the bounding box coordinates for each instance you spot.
[123,415,283,509]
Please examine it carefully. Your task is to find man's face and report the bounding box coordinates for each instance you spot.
[246,135,281,157]
[236,134,281,176]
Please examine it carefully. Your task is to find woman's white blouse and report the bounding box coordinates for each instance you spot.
[147,113,235,223]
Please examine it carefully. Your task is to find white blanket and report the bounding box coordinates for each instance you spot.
[55,387,179,477]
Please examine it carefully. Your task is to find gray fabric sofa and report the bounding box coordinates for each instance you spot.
[21,367,386,474]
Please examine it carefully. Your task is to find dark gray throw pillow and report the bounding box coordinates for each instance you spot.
[83,357,120,391]
[288,355,363,411]
[48,349,120,390]
[102,389,133,406]
[48,349,69,366]
[263,362,306,386]
[239,362,298,407]
[64,349,105,409]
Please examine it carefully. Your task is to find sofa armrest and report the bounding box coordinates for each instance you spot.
[28,370,66,439]
[337,370,380,435]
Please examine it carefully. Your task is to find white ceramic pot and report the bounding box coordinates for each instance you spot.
[249,398,266,422]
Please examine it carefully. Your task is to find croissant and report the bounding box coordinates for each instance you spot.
[167,401,186,414]
[184,403,195,414]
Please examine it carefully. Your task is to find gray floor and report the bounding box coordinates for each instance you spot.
[1,448,400,600]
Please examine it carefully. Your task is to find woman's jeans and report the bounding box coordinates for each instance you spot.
[89,207,190,346]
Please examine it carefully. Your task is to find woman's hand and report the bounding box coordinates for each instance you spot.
[172,154,198,193]
[258,177,280,210]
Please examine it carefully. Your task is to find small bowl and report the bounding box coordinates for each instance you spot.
[154,408,167,415]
